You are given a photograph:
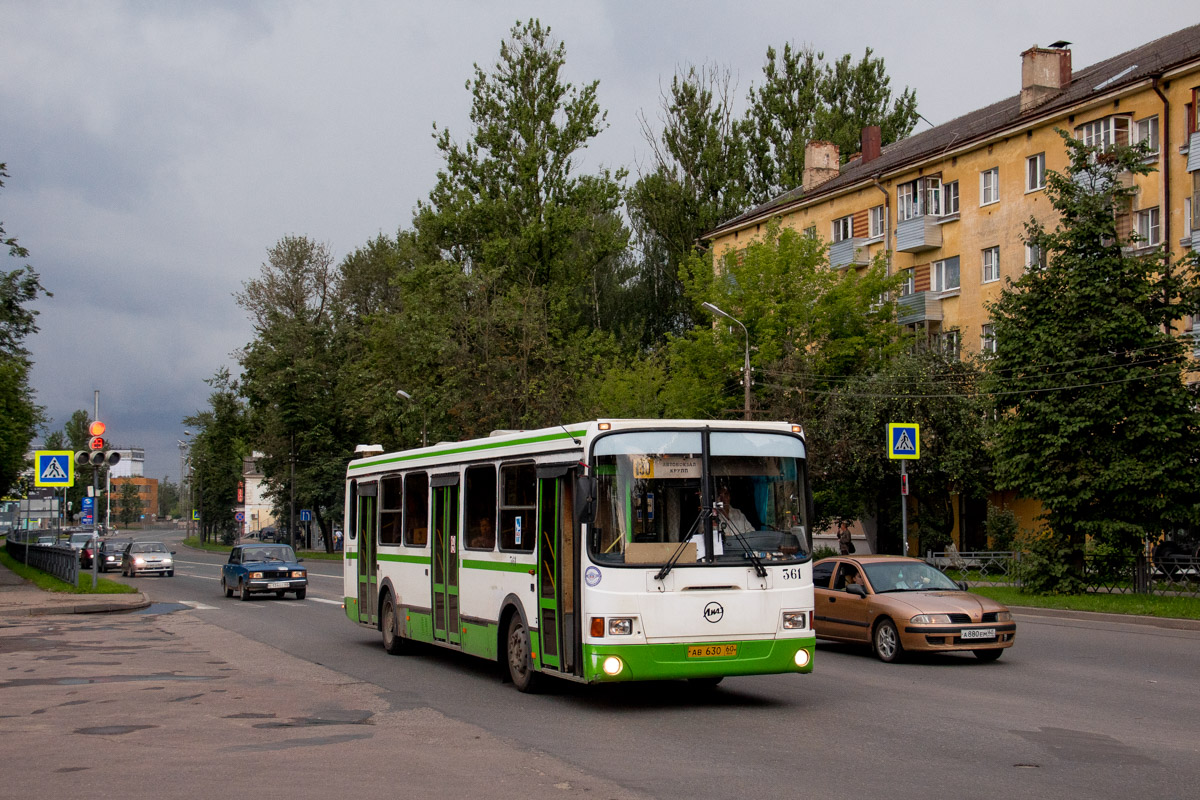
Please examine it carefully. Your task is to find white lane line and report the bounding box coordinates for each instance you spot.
[179,601,219,610]
[309,598,342,606]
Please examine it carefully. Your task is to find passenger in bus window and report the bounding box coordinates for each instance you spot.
[469,516,494,549]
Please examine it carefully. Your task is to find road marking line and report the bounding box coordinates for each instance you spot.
[180,601,218,610]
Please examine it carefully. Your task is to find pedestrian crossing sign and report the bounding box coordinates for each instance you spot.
[888,424,920,460]
[35,451,74,487]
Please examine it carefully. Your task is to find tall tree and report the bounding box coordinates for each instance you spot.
[627,63,750,344]
[184,369,249,544]
[237,235,355,550]
[987,133,1200,590]
[743,45,919,202]
[412,19,628,430]
[0,163,50,495]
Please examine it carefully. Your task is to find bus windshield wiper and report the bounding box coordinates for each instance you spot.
[720,518,767,578]
[655,512,707,581]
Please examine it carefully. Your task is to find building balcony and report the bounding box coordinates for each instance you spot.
[829,237,870,269]
[1188,131,1200,173]
[895,216,942,253]
[896,291,944,326]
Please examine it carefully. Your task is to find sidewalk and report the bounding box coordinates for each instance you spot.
[0,559,150,616]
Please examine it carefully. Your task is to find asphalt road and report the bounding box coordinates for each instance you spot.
[116,527,1200,800]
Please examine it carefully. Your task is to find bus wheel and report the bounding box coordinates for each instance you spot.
[381,595,410,655]
[688,676,724,688]
[506,615,543,693]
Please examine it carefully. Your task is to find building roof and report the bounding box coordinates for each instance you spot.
[708,23,1200,238]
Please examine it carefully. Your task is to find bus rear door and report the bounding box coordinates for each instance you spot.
[431,474,461,646]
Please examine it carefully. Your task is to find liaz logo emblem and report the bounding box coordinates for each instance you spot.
[703,602,724,623]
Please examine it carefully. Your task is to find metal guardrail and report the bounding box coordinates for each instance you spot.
[5,535,79,585]
[925,549,1200,598]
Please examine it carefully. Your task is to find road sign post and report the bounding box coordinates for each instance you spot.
[887,423,920,556]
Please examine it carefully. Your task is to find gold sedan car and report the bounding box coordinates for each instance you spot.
[813,555,1016,662]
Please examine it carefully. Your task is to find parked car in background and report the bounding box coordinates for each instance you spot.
[812,555,1016,663]
[98,539,131,573]
[121,541,175,577]
[221,544,306,600]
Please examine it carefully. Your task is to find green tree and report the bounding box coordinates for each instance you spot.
[158,477,180,519]
[0,163,50,495]
[743,45,919,202]
[184,369,249,544]
[116,481,142,527]
[412,19,628,432]
[237,235,355,550]
[987,133,1200,591]
[626,63,750,344]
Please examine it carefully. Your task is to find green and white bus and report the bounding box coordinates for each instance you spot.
[343,419,816,691]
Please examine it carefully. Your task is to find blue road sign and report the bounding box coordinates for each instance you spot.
[35,451,73,487]
[888,423,920,460]
[301,509,312,522]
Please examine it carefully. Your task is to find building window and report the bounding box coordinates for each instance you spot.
[981,324,997,355]
[804,225,818,239]
[1077,115,1131,150]
[1186,198,1193,239]
[897,181,919,221]
[935,330,961,359]
[1025,242,1047,270]
[1134,116,1159,155]
[932,256,960,293]
[923,177,942,217]
[982,246,1000,283]
[1135,207,1161,247]
[1026,153,1046,192]
[832,215,853,242]
[942,181,959,215]
[980,168,999,206]
[869,205,886,238]
[899,269,915,296]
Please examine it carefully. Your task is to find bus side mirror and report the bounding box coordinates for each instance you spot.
[574,474,596,526]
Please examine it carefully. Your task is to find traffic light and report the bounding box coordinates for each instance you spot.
[88,420,106,451]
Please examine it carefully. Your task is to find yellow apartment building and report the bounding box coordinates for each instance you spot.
[705,24,1200,548]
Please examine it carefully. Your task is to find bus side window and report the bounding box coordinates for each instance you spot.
[404,472,429,546]
[500,463,536,552]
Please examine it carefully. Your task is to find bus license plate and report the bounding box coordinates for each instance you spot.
[961,628,996,640]
[687,644,737,658]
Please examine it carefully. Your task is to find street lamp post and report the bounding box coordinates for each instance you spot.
[396,389,428,447]
[701,302,752,420]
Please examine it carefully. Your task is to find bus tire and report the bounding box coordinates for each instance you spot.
[506,614,543,693]
[688,676,724,688]
[381,594,410,655]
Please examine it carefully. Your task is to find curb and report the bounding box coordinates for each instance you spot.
[1010,604,1200,632]
[0,592,151,618]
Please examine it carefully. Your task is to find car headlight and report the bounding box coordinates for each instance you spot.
[134,557,146,566]
[162,558,172,564]
[995,610,1012,622]
[782,611,808,630]
[911,613,952,624]
[250,571,263,579]
[291,570,306,579]
[608,618,633,636]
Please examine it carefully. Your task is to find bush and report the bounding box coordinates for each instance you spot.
[812,545,838,560]
[985,504,1018,551]
[1015,528,1085,595]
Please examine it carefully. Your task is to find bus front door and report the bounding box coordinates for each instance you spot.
[356,483,378,626]
[431,481,461,646]
[536,474,577,674]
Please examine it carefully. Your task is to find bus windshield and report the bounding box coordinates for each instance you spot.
[589,430,810,566]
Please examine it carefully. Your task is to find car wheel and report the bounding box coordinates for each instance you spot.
[240,580,251,601]
[222,578,232,598]
[505,614,543,693]
[167,570,174,577]
[295,588,306,600]
[276,590,286,598]
[381,595,410,654]
[974,648,1004,662]
[873,618,903,663]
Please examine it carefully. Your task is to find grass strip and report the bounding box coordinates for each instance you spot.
[0,549,137,594]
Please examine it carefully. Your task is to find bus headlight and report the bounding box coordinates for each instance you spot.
[782,611,807,630]
[608,618,633,635]
[602,656,624,676]
[794,648,811,668]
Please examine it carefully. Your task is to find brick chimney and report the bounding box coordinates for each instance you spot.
[1020,45,1072,113]
[802,140,840,192]
[861,126,881,164]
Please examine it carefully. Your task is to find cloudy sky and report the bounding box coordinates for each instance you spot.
[3,1,1195,482]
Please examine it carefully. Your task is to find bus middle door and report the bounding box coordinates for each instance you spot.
[431,475,461,646]
[356,481,378,626]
